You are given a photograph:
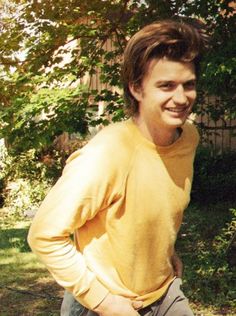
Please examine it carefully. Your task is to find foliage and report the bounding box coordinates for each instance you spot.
[0,0,235,154]
[1,84,91,153]
[0,147,62,223]
[192,146,236,204]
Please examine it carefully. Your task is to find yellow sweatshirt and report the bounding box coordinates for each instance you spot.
[28,118,199,310]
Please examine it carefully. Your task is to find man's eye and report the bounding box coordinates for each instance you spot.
[159,83,175,89]
[184,81,196,89]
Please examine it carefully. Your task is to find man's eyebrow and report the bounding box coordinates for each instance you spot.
[155,78,197,84]
[185,78,197,82]
[155,80,174,85]
[184,79,197,85]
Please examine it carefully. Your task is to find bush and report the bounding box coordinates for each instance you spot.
[192,147,236,204]
[0,147,63,225]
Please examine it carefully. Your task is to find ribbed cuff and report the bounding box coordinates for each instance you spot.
[76,278,110,310]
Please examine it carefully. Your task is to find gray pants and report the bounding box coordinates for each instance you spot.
[60,278,194,316]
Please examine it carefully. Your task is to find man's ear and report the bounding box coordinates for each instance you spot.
[129,83,142,102]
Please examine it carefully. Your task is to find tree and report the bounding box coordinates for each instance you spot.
[190,1,236,132]
[0,0,235,154]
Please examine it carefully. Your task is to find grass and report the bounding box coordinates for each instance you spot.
[0,202,235,316]
[177,202,236,316]
[0,216,63,316]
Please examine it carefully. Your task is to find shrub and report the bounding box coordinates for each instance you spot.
[192,147,236,204]
[0,147,62,224]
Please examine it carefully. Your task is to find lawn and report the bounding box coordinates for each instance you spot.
[0,202,235,316]
[177,203,236,316]
[0,215,63,316]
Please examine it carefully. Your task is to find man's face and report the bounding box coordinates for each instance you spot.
[130,58,197,130]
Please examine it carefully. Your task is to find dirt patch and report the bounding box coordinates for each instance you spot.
[0,278,64,316]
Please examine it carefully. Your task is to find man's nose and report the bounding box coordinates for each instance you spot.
[172,85,188,105]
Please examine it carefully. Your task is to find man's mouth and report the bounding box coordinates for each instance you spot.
[166,107,189,113]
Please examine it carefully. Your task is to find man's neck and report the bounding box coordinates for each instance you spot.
[133,116,181,147]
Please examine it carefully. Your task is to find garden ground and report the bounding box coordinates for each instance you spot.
[0,202,235,316]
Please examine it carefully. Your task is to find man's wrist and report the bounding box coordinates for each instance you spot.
[93,292,110,312]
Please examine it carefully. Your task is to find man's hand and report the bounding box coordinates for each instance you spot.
[93,293,143,316]
[171,251,183,278]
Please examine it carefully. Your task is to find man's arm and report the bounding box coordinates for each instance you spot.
[28,148,120,309]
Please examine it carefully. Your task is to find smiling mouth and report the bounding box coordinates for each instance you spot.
[166,107,189,113]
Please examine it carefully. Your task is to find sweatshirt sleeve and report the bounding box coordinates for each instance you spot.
[27,143,122,309]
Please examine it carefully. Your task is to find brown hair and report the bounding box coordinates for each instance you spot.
[122,18,209,115]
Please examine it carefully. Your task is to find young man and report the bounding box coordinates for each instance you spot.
[28,19,208,316]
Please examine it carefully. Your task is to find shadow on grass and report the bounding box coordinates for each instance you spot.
[0,224,64,315]
[0,278,63,316]
[0,227,31,252]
